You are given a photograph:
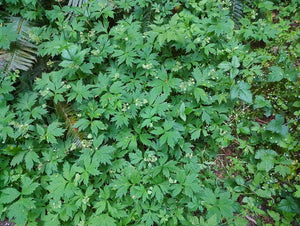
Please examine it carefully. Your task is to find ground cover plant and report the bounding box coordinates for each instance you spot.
[0,0,299,225]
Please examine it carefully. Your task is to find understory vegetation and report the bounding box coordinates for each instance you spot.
[0,0,299,225]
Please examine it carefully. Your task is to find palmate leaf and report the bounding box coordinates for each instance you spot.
[0,188,20,204]
[0,17,37,72]
[7,197,35,225]
[66,0,115,20]
[89,214,116,226]
[230,81,252,104]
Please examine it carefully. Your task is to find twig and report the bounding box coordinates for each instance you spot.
[245,215,257,225]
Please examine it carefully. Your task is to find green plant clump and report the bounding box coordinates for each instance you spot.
[0,0,299,225]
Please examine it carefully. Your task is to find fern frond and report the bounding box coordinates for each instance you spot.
[68,0,88,7]
[67,0,114,8]
[0,17,37,72]
[55,101,84,148]
[230,0,245,27]
[141,6,153,33]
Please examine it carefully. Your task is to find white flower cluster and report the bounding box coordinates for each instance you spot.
[147,186,153,195]
[172,61,183,72]
[63,84,71,89]
[91,49,100,56]
[47,60,53,66]
[179,78,195,92]
[29,32,40,43]
[80,32,86,42]
[114,73,120,80]
[122,103,130,112]
[135,98,148,107]
[185,153,193,159]
[142,63,153,70]
[88,30,95,38]
[114,25,125,33]
[204,37,211,44]
[39,89,50,97]
[251,10,258,19]
[168,178,177,184]
[82,196,90,205]
[144,154,157,163]
[52,200,62,209]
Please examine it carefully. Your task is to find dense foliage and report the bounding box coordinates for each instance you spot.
[0,0,299,225]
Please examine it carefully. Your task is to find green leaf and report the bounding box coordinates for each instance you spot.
[24,151,39,170]
[294,185,300,198]
[16,92,37,110]
[274,165,290,177]
[172,184,182,196]
[230,81,252,104]
[91,120,106,134]
[32,106,47,119]
[21,177,39,195]
[162,130,181,148]
[129,150,143,164]
[208,19,234,36]
[218,192,235,219]
[201,188,216,204]
[231,55,240,68]
[74,118,90,131]
[267,210,280,222]
[11,151,26,166]
[256,189,271,198]
[191,129,201,140]
[152,185,163,203]
[80,63,94,74]
[7,198,35,225]
[268,66,284,82]
[68,80,93,103]
[255,149,277,172]
[194,88,209,103]
[179,102,186,121]
[202,110,211,124]
[46,174,67,200]
[266,114,288,136]
[278,197,300,213]
[151,127,164,135]
[93,134,105,148]
[93,145,115,165]
[205,214,218,226]
[255,149,277,159]
[84,156,100,176]
[254,95,270,109]
[46,121,65,144]
[139,133,153,146]
[111,113,129,128]
[114,175,130,199]
[88,214,116,226]
[0,188,20,204]
[235,176,245,185]
[142,211,159,226]
[237,82,252,104]
[218,61,232,71]
[0,25,18,49]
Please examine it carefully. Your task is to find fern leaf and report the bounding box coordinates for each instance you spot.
[68,0,114,8]
[0,17,37,72]
[230,0,245,27]
[68,0,88,7]
[55,101,84,148]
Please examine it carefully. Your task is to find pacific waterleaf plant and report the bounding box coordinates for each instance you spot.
[0,0,299,225]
